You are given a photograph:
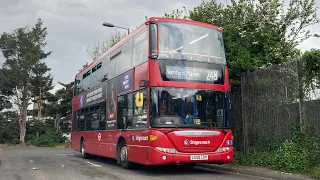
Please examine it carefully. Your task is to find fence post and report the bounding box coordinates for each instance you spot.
[296,56,304,131]
[241,72,248,154]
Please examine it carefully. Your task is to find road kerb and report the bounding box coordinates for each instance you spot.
[197,163,314,180]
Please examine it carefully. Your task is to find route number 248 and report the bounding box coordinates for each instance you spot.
[206,71,219,81]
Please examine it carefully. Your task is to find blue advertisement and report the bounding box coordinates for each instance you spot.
[118,69,133,93]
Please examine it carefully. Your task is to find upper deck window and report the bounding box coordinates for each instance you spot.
[157,22,226,64]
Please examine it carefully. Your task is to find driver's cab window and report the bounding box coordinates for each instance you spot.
[132,89,147,128]
[117,89,147,130]
[117,93,133,130]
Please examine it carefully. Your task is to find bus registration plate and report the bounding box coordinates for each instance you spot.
[190,155,208,160]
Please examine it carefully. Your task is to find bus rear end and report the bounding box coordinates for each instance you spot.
[146,18,233,166]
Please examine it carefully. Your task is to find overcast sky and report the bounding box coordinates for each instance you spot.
[0,0,319,93]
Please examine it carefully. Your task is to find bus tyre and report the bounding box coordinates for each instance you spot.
[81,139,89,159]
[118,141,134,169]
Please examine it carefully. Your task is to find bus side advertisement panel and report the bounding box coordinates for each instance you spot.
[106,69,134,129]
[106,77,117,129]
[72,82,107,111]
[116,69,133,93]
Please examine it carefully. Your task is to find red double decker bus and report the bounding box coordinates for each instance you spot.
[71,17,233,169]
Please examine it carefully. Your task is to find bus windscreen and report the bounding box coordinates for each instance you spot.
[157,22,226,64]
[150,87,227,128]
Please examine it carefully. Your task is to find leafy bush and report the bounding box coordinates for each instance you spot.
[235,151,277,168]
[25,119,65,147]
[10,138,20,145]
[235,121,320,177]
[33,131,60,147]
[1,114,67,147]
[0,111,20,145]
[310,165,320,179]
[273,140,309,171]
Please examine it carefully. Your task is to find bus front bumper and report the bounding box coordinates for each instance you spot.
[149,147,234,165]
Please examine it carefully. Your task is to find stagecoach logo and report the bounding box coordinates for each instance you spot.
[132,135,148,142]
[98,133,101,141]
[184,139,211,146]
[184,139,190,146]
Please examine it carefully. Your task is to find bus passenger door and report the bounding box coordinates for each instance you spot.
[117,90,149,165]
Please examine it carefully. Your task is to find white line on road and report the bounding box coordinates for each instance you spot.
[86,161,102,167]
[29,160,34,163]
[54,154,74,156]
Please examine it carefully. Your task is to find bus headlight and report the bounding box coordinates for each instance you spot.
[216,147,233,153]
[156,147,177,154]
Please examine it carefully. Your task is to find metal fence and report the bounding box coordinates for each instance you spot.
[230,60,320,154]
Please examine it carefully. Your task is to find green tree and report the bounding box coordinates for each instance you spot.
[164,7,189,19]
[0,95,11,111]
[301,48,320,91]
[145,7,189,20]
[166,0,319,86]
[0,69,12,111]
[29,62,54,120]
[0,111,20,144]
[0,18,52,144]
[45,81,74,133]
[86,30,126,62]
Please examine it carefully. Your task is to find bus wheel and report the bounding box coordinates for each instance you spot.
[80,139,89,159]
[118,141,134,169]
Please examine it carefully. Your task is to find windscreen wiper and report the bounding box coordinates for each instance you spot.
[198,122,216,129]
[199,122,228,134]
[164,125,182,135]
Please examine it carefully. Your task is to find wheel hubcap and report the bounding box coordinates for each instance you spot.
[120,146,127,162]
[81,142,85,155]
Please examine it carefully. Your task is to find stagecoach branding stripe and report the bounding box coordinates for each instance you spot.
[174,131,220,136]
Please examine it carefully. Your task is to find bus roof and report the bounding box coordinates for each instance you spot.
[148,17,222,32]
[75,17,222,78]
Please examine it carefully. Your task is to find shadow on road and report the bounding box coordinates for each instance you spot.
[77,153,226,177]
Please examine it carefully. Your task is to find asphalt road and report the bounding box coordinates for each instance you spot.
[0,146,272,180]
